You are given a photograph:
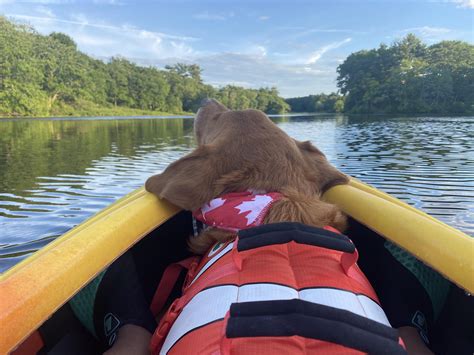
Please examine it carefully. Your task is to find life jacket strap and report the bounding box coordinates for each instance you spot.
[232,222,357,272]
[149,256,199,317]
[236,222,355,253]
[222,299,407,354]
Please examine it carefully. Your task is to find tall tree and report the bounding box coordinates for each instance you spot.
[0,17,47,115]
[337,34,474,114]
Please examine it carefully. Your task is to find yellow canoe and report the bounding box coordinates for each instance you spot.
[0,178,472,354]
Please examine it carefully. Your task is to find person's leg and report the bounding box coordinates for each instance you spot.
[103,324,151,355]
[348,220,449,352]
[93,252,157,349]
[69,252,156,351]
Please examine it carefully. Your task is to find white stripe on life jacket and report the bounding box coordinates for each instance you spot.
[160,283,391,355]
[299,288,390,326]
[189,242,234,286]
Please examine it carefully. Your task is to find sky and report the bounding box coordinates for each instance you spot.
[1,0,473,97]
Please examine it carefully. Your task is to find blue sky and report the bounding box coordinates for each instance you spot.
[1,0,473,97]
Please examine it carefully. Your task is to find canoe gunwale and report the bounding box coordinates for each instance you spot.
[323,179,473,293]
[0,188,180,354]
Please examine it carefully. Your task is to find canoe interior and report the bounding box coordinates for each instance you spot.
[18,211,473,355]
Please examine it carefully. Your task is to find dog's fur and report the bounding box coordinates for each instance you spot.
[146,99,349,254]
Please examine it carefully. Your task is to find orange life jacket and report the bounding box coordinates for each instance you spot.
[149,222,406,354]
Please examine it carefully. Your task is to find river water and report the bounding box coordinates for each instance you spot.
[0,114,473,272]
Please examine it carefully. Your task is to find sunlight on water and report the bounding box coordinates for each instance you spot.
[0,115,473,272]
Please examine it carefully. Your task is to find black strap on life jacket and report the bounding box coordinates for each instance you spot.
[237,222,355,253]
[226,299,406,355]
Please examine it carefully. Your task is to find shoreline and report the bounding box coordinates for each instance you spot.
[0,110,193,119]
[0,110,474,122]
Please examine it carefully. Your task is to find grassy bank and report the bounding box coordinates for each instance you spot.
[0,99,193,118]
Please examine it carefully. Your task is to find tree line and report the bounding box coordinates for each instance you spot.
[0,17,289,117]
[285,36,473,115]
[285,93,345,113]
[1,16,473,117]
[336,34,474,114]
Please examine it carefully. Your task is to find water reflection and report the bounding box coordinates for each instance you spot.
[0,118,195,271]
[0,115,472,272]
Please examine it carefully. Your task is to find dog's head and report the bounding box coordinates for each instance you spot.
[145,99,348,211]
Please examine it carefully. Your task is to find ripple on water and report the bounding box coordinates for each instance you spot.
[0,138,195,271]
[0,115,473,272]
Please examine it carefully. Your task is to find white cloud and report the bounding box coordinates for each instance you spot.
[239,45,267,58]
[201,53,338,97]
[2,0,119,3]
[397,26,465,42]
[448,0,474,8]
[34,5,55,17]
[92,0,123,4]
[193,11,234,21]
[7,13,198,41]
[14,0,72,3]
[137,50,340,97]
[292,28,367,39]
[402,26,452,36]
[73,33,116,46]
[6,12,199,59]
[255,45,267,57]
[306,38,352,64]
[259,16,270,21]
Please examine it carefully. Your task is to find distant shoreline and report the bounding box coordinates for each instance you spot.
[0,105,192,119]
[0,111,474,123]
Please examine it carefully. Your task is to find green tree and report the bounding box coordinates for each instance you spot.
[285,93,344,113]
[106,57,134,107]
[49,32,77,49]
[0,17,291,117]
[337,34,474,114]
[333,98,344,113]
[0,17,47,115]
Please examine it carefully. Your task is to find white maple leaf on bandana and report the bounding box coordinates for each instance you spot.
[202,197,226,217]
[235,195,273,225]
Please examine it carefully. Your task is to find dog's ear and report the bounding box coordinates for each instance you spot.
[197,98,229,117]
[145,145,217,210]
[296,140,349,194]
[195,99,229,144]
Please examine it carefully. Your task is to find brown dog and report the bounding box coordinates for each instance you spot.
[145,99,348,254]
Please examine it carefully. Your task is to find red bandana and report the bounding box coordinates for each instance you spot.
[193,190,283,232]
